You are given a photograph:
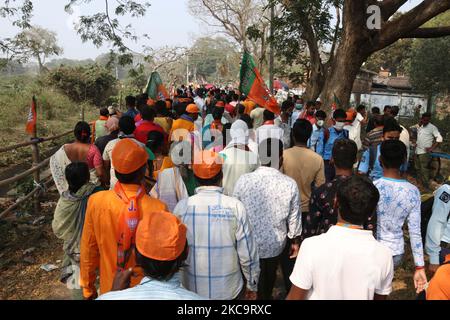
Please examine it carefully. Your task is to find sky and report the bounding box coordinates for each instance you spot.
[0,0,203,60]
[0,0,423,61]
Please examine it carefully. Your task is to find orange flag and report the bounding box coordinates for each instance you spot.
[239,51,280,115]
[25,96,37,135]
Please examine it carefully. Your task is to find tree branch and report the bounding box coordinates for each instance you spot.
[380,0,408,21]
[402,26,450,38]
[326,5,341,68]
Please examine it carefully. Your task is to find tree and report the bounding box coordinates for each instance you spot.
[188,37,241,83]
[409,11,450,98]
[270,0,342,100]
[1,1,150,65]
[188,0,271,73]
[278,0,450,111]
[46,64,117,106]
[364,38,413,76]
[11,26,63,74]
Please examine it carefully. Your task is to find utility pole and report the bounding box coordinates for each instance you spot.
[269,3,275,94]
[186,55,189,85]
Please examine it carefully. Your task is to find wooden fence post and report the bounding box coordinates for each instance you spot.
[31,98,41,215]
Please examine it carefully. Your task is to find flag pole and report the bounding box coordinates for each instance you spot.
[30,96,41,214]
[269,2,274,93]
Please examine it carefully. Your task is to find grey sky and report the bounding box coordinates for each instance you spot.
[0,0,423,60]
[1,0,202,60]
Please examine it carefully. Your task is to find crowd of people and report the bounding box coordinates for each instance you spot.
[49,85,449,300]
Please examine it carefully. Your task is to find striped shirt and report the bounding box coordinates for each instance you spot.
[173,186,260,300]
[96,274,205,300]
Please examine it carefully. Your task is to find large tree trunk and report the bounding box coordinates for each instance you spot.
[303,62,325,101]
[320,0,371,113]
[320,42,369,112]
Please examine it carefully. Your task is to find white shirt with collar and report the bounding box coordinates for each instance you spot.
[416,123,443,155]
[290,225,394,300]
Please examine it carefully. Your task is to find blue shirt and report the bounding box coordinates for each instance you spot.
[308,124,323,152]
[426,184,450,264]
[358,145,408,181]
[96,274,205,300]
[316,127,348,160]
[124,108,139,119]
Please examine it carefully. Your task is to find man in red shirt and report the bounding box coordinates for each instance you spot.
[134,106,165,144]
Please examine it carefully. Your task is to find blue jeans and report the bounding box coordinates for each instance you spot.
[393,254,404,269]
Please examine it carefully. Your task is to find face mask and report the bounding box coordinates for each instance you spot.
[334,121,345,130]
[317,120,325,127]
[295,104,303,110]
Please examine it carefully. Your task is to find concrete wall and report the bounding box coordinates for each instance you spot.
[350,91,427,117]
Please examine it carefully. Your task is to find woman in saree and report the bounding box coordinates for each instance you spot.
[50,121,106,194]
[52,162,100,299]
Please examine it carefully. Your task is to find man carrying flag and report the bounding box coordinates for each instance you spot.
[239,52,280,115]
[26,96,37,135]
[144,71,169,101]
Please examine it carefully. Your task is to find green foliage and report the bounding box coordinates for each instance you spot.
[409,37,450,95]
[46,64,118,106]
[364,39,413,75]
[64,0,151,65]
[409,11,450,95]
[0,74,98,167]
[1,1,149,66]
[189,37,241,83]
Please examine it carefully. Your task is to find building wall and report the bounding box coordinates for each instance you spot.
[351,91,427,117]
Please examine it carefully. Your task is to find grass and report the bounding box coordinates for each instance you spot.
[0,75,98,168]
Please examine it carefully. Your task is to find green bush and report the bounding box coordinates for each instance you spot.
[45,64,118,106]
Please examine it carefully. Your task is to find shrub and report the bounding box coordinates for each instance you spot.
[46,64,117,106]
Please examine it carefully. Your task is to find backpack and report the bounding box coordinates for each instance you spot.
[322,127,348,149]
[357,143,379,176]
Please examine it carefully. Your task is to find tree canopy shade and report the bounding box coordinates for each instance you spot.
[273,0,450,111]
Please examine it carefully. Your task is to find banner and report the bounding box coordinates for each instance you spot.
[239,51,280,115]
[25,96,37,135]
[144,71,169,101]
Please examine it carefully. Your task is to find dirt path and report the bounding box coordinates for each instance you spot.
[0,190,72,300]
[0,181,428,300]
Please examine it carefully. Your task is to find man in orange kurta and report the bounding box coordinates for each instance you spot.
[80,139,167,299]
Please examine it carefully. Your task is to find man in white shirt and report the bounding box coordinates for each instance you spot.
[220,120,259,195]
[287,175,394,300]
[233,138,302,299]
[391,106,410,162]
[256,110,284,145]
[353,105,367,150]
[415,112,443,190]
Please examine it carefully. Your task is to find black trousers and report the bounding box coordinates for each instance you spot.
[324,160,336,182]
[280,238,296,293]
[257,255,282,300]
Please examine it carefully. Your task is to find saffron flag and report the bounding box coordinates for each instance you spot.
[239,51,280,115]
[144,71,169,101]
[25,96,37,135]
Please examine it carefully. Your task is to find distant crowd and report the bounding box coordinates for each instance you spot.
[49,85,449,300]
